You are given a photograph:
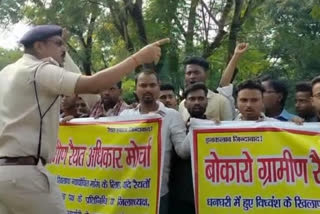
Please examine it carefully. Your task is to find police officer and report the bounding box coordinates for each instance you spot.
[0,24,169,214]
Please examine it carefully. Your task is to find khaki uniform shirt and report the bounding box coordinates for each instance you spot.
[179,89,234,122]
[0,54,81,161]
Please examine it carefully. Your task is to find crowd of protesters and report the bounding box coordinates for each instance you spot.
[0,24,319,214]
[60,42,320,214]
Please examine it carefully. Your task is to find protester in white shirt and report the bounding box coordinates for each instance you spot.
[120,70,189,214]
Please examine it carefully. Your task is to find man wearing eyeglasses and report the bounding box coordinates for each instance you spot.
[261,76,296,121]
[0,24,169,214]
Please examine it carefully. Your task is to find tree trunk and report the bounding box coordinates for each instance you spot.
[227,0,244,60]
[202,0,233,58]
[82,15,96,75]
[107,0,135,53]
[185,0,200,54]
[125,0,148,45]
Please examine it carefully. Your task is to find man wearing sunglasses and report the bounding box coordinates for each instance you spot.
[0,24,169,214]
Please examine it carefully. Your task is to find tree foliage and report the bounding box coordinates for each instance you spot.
[0,48,22,70]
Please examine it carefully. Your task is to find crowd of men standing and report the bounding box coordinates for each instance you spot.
[60,42,320,214]
[0,24,319,214]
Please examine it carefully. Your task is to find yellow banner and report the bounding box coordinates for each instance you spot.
[47,117,162,214]
[192,121,320,214]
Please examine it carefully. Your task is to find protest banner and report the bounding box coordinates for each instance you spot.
[190,119,320,214]
[47,116,163,214]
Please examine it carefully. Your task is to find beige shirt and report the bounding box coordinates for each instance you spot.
[179,89,234,122]
[0,54,81,161]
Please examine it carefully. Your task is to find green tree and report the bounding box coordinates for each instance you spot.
[0,0,25,26]
[0,48,22,70]
[4,0,312,97]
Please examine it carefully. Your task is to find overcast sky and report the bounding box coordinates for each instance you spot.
[0,22,31,49]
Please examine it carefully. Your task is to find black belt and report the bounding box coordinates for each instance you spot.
[0,156,47,166]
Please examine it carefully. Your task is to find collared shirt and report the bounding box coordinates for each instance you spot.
[276,109,296,121]
[234,113,278,121]
[120,101,188,196]
[0,54,81,161]
[179,89,234,122]
[90,99,129,118]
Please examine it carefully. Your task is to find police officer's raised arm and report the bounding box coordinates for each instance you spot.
[74,38,170,94]
[0,23,171,214]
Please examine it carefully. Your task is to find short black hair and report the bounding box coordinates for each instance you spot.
[135,69,160,86]
[236,80,265,96]
[265,79,288,107]
[311,76,320,89]
[184,56,209,72]
[184,82,208,98]
[160,83,175,92]
[295,82,312,94]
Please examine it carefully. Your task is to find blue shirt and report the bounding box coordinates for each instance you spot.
[275,109,296,121]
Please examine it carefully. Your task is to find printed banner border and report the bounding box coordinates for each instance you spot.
[192,126,320,214]
[60,118,162,126]
[57,117,163,214]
